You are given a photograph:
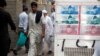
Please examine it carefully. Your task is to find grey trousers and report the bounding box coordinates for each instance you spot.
[44,34,54,52]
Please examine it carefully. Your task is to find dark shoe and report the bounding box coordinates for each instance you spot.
[47,51,53,54]
[25,50,28,53]
[13,50,18,55]
[8,49,13,53]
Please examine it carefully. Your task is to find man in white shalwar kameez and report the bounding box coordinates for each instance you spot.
[28,2,45,56]
[42,10,53,54]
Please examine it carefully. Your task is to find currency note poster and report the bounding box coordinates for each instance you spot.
[55,5,80,35]
[81,5,100,36]
[55,24,79,35]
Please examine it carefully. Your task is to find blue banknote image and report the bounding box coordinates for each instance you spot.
[62,15,78,24]
[87,16,100,24]
[86,5,100,15]
[61,5,79,14]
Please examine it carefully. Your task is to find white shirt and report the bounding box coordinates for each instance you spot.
[50,12,55,36]
[44,16,53,36]
[19,12,28,32]
[50,12,55,25]
[28,12,45,34]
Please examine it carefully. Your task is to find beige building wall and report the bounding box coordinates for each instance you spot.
[37,0,52,14]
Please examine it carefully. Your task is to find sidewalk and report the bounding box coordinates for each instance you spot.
[8,42,54,56]
[8,47,54,56]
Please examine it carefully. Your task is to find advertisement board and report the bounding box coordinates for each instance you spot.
[55,4,100,40]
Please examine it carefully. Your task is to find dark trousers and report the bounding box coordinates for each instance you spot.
[25,37,29,51]
[0,38,11,56]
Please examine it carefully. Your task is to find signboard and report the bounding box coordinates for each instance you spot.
[55,3,100,40]
[56,5,79,35]
[55,1,100,56]
[81,5,100,36]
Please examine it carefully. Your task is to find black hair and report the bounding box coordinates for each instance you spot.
[0,0,7,7]
[23,5,28,11]
[23,7,28,11]
[51,1,55,5]
[31,2,38,7]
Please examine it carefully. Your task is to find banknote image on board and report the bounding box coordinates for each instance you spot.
[56,5,79,14]
[83,5,100,15]
[81,5,100,36]
[87,15,100,25]
[56,25,78,35]
[56,5,79,35]
[56,14,79,24]
[81,26,100,36]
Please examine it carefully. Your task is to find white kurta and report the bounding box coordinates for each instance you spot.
[50,12,55,26]
[28,12,45,56]
[50,12,55,52]
[19,12,28,32]
[43,15,53,52]
[50,12,55,36]
[44,16,53,36]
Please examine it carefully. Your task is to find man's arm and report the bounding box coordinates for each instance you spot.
[41,15,45,38]
[7,13,16,32]
[42,23,45,38]
[48,17,53,36]
[23,15,28,33]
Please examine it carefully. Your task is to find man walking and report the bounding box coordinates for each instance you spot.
[0,0,16,56]
[13,7,29,55]
[28,2,45,56]
[42,10,53,54]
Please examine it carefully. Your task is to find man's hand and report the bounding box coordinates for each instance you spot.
[24,32,28,35]
[14,30,18,34]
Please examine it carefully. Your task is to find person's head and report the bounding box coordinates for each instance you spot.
[0,0,7,8]
[23,6,28,13]
[51,1,55,12]
[51,1,55,5]
[31,2,38,13]
[42,10,48,17]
